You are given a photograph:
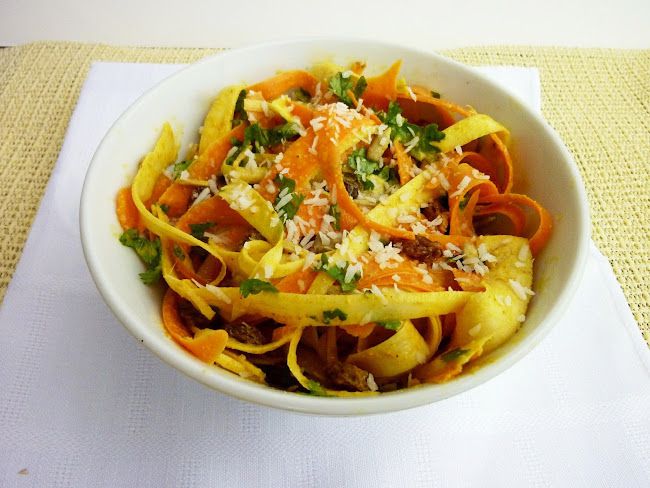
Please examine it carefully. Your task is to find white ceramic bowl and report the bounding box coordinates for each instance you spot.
[80,38,590,415]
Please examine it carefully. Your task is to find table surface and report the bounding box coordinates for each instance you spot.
[1,0,650,48]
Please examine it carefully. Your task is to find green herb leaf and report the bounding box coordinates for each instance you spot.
[274,174,305,222]
[323,308,347,324]
[458,193,471,210]
[317,254,360,292]
[353,75,367,99]
[292,88,312,102]
[418,123,445,152]
[171,160,192,180]
[329,72,367,106]
[268,122,301,146]
[119,229,162,285]
[189,221,215,239]
[347,147,380,190]
[430,90,441,99]
[378,102,446,160]
[173,244,185,260]
[377,320,402,330]
[232,89,247,126]
[441,348,470,362]
[244,123,270,151]
[138,266,162,285]
[158,203,169,215]
[239,278,279,298]
[241,122,301,154]
[306,379,328,396]
[377,165,397,184]
[328,203,341,231]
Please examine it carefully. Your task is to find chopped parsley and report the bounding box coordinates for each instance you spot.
[158,203,169,215]
[441,348,470,362]
[430,90,441,99]
[171,160,192,180]
[378,101,445,160]
[172,244,185,261]
[232,89,247,126]
[377,320,401,330]
[274,174,305,222]
[306,379,328,396]
[345,147,397,190]
[243,123,270,151]
[316,254,360,292]
[328,203,341,231]
[119,229,162,285]
[458,193,471,210]
[189,221,214,239]
[292,88,312,102]
[268,122,301,145]
[239,278,278,298]
[347,147,380,190]
[322,308,347,324]
[329,72,367,106]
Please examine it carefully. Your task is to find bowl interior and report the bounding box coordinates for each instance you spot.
[80,38,590,415]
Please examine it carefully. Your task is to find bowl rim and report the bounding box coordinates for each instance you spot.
[80,36,591,415]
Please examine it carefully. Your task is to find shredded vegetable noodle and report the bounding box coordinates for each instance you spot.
[116,60,552,395]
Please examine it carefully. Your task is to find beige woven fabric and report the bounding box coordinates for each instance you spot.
[0,42,648,344]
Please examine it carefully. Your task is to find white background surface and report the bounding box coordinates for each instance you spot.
[1,0,649,48]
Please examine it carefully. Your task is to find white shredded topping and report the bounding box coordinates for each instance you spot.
[367,373,378,392]
[468,324,482,337]
[205,284,232,304]
[449,175,471,198]
[275,192,294,210]
[370,284,387,304]
[302,252,317,270]
[406,85,417,102]
[509,279,535,301]
[190,187,211,208]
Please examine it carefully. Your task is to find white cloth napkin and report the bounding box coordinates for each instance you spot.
[1,61,648,488]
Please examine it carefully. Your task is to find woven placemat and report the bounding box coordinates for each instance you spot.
[0,42,648,344]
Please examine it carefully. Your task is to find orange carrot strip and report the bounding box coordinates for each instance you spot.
[341,323,376,339]
[473,201,527,236]
[459,152,499,187]
[248,70,319,100]
[478,193,553,256]
[271,324,296,341]
[145,175,172,210]
[157,184,194,218]
[162,289,228,363]
[192,124,246,180]
[158,125,246,217]
[409,87,471,117]
[396,93,456,129]
[171,195,251,283]
[393,140,415,185]
[257,130,321,200]
[363,60,402,111]
[358,257,454,292]
[116,186,142,231]
[274,268,317,293]
[288,102,315,128]
[477,132,513,193]
[449,189,481,237]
